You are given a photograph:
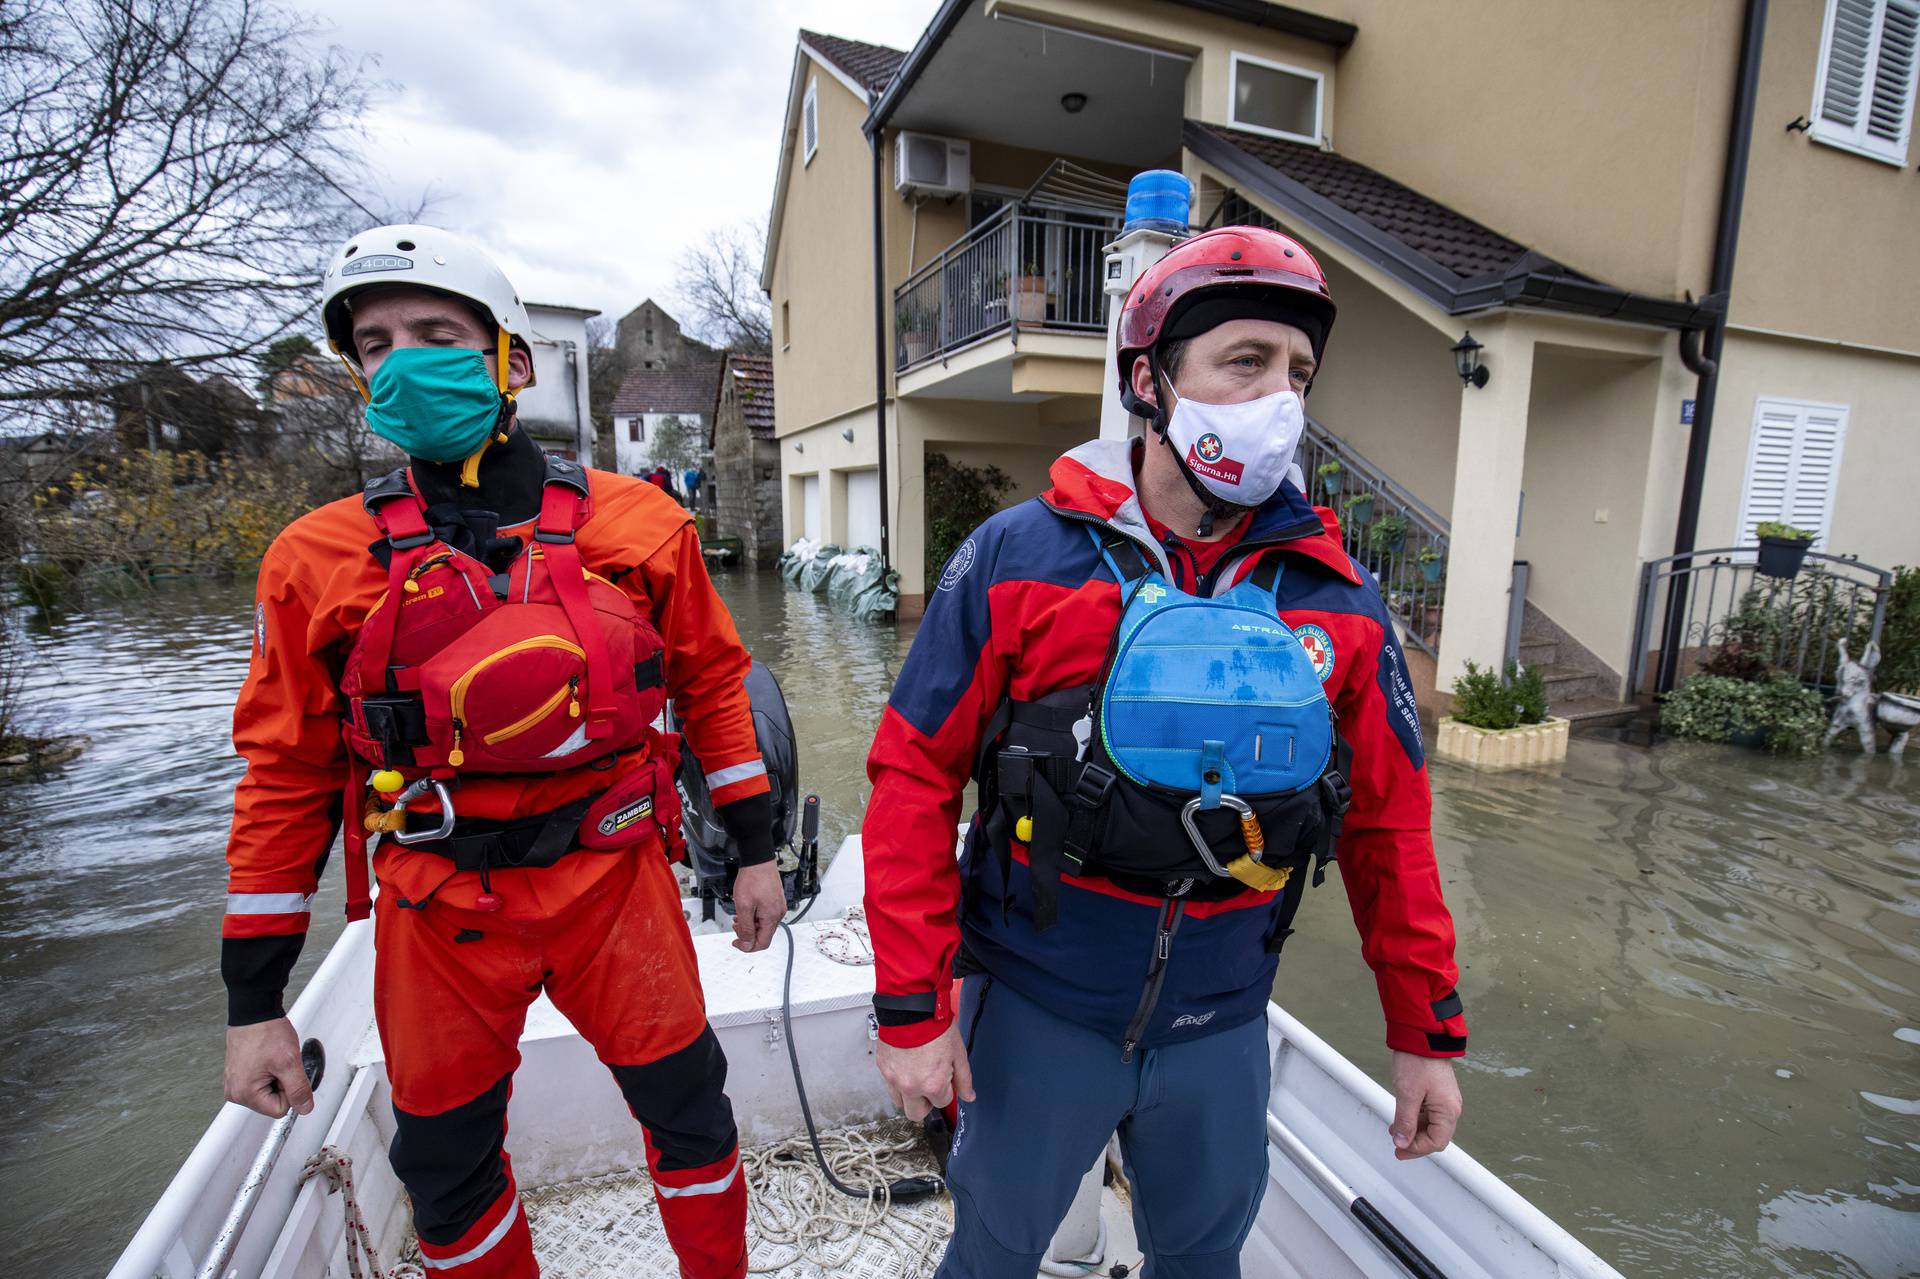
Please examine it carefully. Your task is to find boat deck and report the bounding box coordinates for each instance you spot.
[394,1123,962,1279]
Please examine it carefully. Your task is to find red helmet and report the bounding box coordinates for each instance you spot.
[1116,225,1336,415]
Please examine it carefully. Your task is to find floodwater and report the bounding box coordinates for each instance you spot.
[0,571,1914,1278]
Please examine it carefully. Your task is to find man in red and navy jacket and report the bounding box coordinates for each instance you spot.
[862,226,1468,1278]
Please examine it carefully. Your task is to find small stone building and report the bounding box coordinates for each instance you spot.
[615,300,715,373]
[711,352,781,567]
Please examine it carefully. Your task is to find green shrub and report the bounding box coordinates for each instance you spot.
[1754,520,1813,541]
[924,451,1014,588]
[1450,659,1548,730]
[1699,588,1782,682]
[1660,672,1825,757]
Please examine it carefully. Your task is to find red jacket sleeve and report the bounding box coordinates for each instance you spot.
[862,533,1011,1048]
[1331,603,1469,1058]
[221,537,349,1024]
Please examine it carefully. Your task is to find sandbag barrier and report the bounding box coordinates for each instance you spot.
[776,540,897,623]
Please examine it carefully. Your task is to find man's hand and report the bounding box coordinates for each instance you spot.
[1388,1051,1461,1160]
[730,861,786,953]
[877,1022,975,1122]
[225,1018,314,1119]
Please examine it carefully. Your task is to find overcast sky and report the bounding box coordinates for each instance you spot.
[308,0,938,335]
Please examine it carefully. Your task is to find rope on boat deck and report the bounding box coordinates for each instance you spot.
[741,1122,950,1275]
[300,1145,426,1279]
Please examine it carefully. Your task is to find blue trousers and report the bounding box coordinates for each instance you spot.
[935,977,1272,1279]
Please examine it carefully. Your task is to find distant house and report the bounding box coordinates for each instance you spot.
[711,352,780,565]
[610,363,722,478]
[615,300,717,373]
[516,302,601,463]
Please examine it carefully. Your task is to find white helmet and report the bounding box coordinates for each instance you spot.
[320,223,536,393]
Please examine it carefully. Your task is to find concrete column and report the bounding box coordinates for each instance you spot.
[892,401,929,607]
[1436,322,1535,687]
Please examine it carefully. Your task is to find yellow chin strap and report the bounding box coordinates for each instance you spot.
[457,327,516,488]
[331,340,372,402]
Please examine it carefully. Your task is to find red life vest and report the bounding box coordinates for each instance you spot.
[336,457,678,919]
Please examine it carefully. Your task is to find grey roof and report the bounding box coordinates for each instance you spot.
[610,363,721,416]
[1185,120,1721,329]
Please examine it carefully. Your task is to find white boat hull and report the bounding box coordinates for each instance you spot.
[113,841,1622,1279]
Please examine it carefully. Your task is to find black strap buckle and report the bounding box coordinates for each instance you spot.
[1320,770,1353,816]
[535,528,576,544]
[1071,762,1116,808]
[388,531,434,550]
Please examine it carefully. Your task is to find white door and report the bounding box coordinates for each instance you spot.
[1736,397,1849,548]
[801,475,821,542]
[845,469,881,550]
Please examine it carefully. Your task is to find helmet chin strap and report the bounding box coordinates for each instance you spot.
[1150,354,1251,538]
[458,328,518,488]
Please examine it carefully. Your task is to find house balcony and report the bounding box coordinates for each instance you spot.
[893,199,1120,396]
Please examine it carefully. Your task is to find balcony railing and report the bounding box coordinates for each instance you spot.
[894,204,1120,372]
[1298,418,1451,657]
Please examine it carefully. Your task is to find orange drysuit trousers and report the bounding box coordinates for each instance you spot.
[374,846,746,1279]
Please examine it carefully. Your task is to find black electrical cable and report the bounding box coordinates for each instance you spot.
[777,908,943,1205]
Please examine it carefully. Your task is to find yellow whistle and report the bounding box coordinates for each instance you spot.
[371,769,405,795]
[1015,815,1033,843]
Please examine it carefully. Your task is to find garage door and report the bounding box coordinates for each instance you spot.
[845,469,881,550]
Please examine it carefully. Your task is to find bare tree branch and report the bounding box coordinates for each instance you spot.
[671,218,771,352]
[0,0,390,424]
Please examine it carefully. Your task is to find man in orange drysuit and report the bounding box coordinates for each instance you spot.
[219,224,789,1278]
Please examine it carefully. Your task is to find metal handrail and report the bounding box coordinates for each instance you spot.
[894,204,1119,373]
[1303,417,1450,537]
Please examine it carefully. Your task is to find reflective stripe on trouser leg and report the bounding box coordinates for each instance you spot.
[390,1073,538,1279]
[610,1027,746,1279]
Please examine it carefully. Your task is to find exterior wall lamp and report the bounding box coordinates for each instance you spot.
[841,427,855,442]
[1451,331,1490,388]
[793,441,804,453]
[1061,92,1089,114]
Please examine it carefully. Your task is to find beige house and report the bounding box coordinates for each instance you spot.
[763,1,1918,714]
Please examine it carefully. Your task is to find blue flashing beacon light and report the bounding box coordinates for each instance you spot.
[1122,170,1193,236]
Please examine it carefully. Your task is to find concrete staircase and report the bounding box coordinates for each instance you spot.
[1516,606,1639,734]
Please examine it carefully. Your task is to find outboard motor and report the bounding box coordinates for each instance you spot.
[676,660,811,918]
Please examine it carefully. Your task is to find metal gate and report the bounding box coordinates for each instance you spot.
[1626,549,1891,697]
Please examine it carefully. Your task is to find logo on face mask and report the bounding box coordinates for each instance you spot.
[1185,436,1245,485]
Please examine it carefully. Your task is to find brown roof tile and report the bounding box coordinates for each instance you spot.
[724,352,775,440]
[610,363,721,416]
[799,30,906,97]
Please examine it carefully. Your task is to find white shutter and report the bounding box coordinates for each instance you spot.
[1737,398,1850,548]
[802,79,820,165]
[1811,0,1919,164]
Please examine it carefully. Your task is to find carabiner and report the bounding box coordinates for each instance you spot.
[1180,794,1253,879]
[392,779,457,845]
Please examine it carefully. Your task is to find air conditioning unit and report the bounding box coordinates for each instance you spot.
[894,132,970,198]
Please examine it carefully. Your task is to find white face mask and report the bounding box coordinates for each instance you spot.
[1162,383,1306,508]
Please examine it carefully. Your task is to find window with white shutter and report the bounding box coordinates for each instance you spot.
[1736,398,1850,548]
[1811,0,1919,165]
[802,79,820,166]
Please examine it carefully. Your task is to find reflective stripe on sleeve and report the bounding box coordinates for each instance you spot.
[419,1198,521,1269]
[654,1155,741,1199]
[703,759,767,791]
[224,891,315,915]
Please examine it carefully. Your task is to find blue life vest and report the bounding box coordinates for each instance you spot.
[979,531,1352,929]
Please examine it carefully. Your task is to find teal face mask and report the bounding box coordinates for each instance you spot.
[363,346,507,463]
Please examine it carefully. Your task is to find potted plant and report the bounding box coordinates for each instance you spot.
[896,301,933,365]
[1754,520,1815,579]
[1436,660,1568,769]
[1419,546,1445,582]
[1342,491,1375,527]
[983,268,1010,327]
[1316,460,1344,496]
[1015,260,1047,324]
[1658,672,1825,756]
[1367,513,1408,557]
